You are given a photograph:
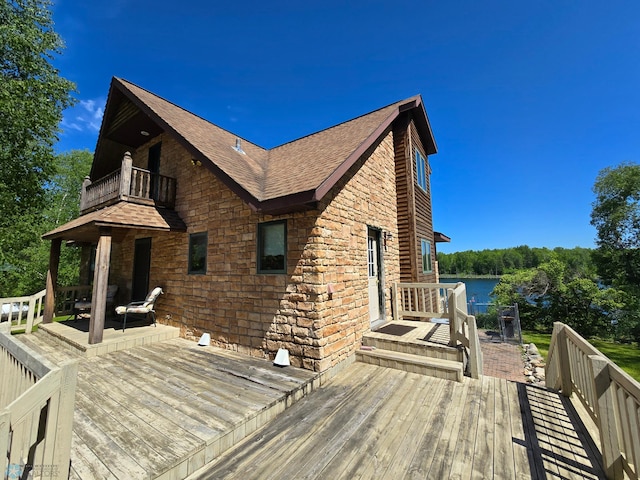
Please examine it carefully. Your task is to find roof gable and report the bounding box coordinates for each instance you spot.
[93,78,437,213]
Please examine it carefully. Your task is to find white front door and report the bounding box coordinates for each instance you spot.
[368,229,383,325]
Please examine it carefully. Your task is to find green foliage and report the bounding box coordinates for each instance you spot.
[492,258,625,337]
[0,0,77,296]
[0,150,92,296]
[522,331,640,382]
[590,162,640,343]
[438,246,595,277]
[591,162,640,291]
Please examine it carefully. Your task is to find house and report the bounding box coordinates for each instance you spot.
[43,77,443,372]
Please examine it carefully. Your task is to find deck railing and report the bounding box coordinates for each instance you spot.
[392,282,483,379]
[81,151,176,213]
[546,322,640,479]
[0,322,78,479]
[0,289,46,334]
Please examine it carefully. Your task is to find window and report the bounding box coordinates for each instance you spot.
[258,220,286,274]
[416,150,428,191]
[188,232,208,274]
[421,239,432,273]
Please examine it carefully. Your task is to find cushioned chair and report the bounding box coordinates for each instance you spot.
[74,284,119,321]
[115,287,163,331]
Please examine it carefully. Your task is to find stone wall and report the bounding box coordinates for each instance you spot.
[106,128,402,371]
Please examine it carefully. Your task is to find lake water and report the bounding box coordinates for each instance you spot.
[440,277,500,306]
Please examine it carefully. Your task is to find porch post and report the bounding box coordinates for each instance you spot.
[43,238,61,324]
[88,228,112,344]
[119,152,133,200]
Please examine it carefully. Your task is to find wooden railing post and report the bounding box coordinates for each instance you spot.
[43,360,78,480]
[590,355,624,479]
[447,288,456,346]
[467,315,483,379]
[119,151,133,199]
[79,175,91,211]
[392,282,399,321]
[555,322,573,397]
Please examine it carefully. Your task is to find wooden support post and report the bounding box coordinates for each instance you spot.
[88,229,112,345]
[43,238,61,324]
[447,288,456,346]
[555,322,573,397]
[590,355,624,479]
[119,151,133,200]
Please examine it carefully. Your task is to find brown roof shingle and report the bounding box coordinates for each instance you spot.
[43,202,187,240]
[104,78,436,212]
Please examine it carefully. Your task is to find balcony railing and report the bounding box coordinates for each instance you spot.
[81,152,176,213]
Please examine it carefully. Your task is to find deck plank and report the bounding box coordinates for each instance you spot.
[447,377,484,480]
[418,377,471,479]
[493,377,516,479]
[385,376,453,479]
[506,380,534,480]
[333,370,442,479]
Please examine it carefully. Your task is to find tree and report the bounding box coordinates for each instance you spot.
[0,1,76,240]
[590,162,640,342]
[0,150,92,296]
[0,0,76,294]
[591,162,640,291]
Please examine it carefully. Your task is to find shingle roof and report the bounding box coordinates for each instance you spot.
[43,202,187,240]
[103,78,437,212]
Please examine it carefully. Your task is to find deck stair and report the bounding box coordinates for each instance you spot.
[357,320,465,382]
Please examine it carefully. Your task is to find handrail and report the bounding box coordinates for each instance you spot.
[546,322,640,479]
[392,281,483,379]
[0,289,46,334]
[0,323,78,479]
[80,152,177,213]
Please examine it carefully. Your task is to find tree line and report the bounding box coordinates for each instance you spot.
[438,246,595,277]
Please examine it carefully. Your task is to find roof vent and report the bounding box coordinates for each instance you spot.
[233,137,245,154]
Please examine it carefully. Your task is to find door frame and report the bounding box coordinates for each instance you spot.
[131,237,152,301]
[367,226,386,328]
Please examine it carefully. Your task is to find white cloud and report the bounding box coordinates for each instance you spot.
[61,97,105,133]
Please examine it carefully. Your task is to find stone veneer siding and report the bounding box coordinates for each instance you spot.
[106,129,400,372]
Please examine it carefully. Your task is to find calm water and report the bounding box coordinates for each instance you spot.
[440,277,500,305]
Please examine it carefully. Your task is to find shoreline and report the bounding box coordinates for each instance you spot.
[439,274,502,279]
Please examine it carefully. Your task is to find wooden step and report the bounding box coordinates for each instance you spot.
[362,335,462,362]
[356,348,464,382]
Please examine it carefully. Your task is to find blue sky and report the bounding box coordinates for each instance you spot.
[51,0,640,253]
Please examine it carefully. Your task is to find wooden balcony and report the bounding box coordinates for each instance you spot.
[80,152,176,213]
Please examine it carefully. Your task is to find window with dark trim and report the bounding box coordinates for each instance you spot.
[188,232,208,274]
[416,150,428,191]
[258,220,287,274]
[421,239,433,273]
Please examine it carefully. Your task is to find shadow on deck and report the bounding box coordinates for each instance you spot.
[190,364,607,479]
[14,325,608,480]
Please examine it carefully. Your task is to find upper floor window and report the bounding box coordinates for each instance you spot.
[258,220,287,274]
[421,239,433,273]
[188,232,208,274]
[416,150,428,192]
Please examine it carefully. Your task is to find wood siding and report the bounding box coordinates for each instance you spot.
[394,115,436,283]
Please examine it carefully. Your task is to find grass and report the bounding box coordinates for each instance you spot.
[522,330,640,382]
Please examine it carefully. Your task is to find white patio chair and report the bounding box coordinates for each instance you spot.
[115,287,163,331]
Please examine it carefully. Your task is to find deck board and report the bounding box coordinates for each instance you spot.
[192,364,608,480]
[13,330,609,480]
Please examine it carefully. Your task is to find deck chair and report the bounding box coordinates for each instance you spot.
[73,284,119,321]
[115,287,163,331]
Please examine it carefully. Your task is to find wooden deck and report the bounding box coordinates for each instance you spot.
[13,327,609,480]
[14,331,319,480]
[39,317,180,356]
[189,363,607,480]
